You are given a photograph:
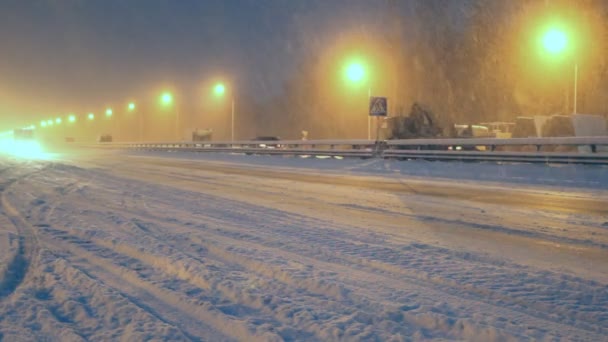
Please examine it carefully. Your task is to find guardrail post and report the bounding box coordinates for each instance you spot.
[374,141,387,158]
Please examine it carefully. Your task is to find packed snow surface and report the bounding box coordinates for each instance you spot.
[0,149,607,341]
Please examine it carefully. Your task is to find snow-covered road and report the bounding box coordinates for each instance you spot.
[0,150,607,341]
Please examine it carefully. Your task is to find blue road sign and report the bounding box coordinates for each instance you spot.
[369,97,388,116]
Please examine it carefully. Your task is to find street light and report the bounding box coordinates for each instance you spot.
[542,28,567,54]
[47,119,54,126]
[213,82,235,141]
[345,62,365,83]
[88,113,95,120]
[40,120,47,127]
[68,114,76,123]
[105,108,113,118]
[160,91,179,140]
[344,59,372,139]
[540,25,577,113]
[55,117,62,124]
[214,83,226,96]
[160,92,173,106]
[126,102,143,141]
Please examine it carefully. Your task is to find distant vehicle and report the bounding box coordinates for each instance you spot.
[192,128,212,141]
[251,136,282,149]
[98,134,112,143]
[387,103,455,140]
[543,114,607,152]
[479,122,515,138]
[454,124,491,138]
[13,128,35,141]
[512,116,546,138]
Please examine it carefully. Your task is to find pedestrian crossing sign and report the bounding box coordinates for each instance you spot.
[369,97,388,116]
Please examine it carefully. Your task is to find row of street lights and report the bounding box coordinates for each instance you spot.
[18,19,582,140]
[29,83,234,141]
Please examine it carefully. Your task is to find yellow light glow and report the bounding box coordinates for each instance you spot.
[68,115,76,123]
[106,108,113,117]
[542,27,568,54]
[213,83,226,96]
[55,118,62,124]
[160,92,173,106]
[88,113,95,120]
[47,120,54,126]
[40,121,47,127]
[0,139,50,160]
[344,61,365,83]
[128,102,136,111]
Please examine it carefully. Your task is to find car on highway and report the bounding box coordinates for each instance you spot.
[251,136,283,149]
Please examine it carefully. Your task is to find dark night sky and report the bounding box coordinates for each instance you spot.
[0,0,408,130]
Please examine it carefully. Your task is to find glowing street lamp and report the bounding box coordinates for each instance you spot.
[160,92,173,106]
[540,25,578,113]
[55,117,62,124]
[88,113,95,120]
[213,82,236,141]
[47,119,54,126]
[344,59,372,139]
[40,120,47,127]
[68,114,76,123]
[542,28,567,54]
[214,83,226,96]
[128,102,136,111]
[345,62,365,83]
[105,108,113,118]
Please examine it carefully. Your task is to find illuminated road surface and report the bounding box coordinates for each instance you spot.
[0,150,607,341]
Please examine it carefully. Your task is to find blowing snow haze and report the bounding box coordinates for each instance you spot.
[1,1,608,341]
[1,0,607,140]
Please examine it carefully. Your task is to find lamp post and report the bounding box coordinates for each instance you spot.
[213,83,235,141]
[160,92,179,140]
[127,102,141,141]
[344,60,372,139]
[541,26,577,114]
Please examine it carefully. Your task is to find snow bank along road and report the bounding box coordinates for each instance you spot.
[0,150,607,341]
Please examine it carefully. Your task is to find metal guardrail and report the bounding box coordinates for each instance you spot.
[85,136,608,164]
[387,136,608,152]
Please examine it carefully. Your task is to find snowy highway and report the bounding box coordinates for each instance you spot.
[1,150,607,341]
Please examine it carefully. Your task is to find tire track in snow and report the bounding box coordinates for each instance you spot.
[117,182,605,336]
[19,158,608,340]
[37,219,346,341]
[41,165,608,334]
[0,172,40,300]
[36,225,282,342]
[42,194,606,340]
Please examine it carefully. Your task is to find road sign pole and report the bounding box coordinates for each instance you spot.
[231,98,235,141]
[369,96,388,141]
